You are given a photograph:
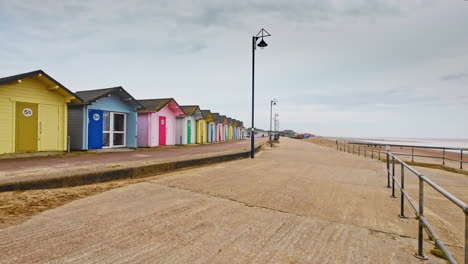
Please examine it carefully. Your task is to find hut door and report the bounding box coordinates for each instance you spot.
[187,120,191,144]
[159,116,166,146]
[39,105,59,151]
[211,124,214,142]
[88,110,103,149]
[15,102,38,152]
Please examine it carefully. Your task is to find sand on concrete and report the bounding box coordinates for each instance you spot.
[1,138,463,263]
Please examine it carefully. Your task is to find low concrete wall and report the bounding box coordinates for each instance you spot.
[0,144,264,192]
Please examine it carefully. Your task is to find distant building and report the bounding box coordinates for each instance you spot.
[246,128,269,138]
[280,129,297,137]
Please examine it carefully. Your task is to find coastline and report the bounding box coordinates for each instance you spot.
[305,137,468,171]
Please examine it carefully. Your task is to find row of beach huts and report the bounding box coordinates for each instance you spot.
[0,70,246,154]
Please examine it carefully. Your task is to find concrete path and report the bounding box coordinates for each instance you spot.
[0,139,262,187]
[0,138,452,263]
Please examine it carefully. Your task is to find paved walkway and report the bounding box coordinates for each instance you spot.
[1,138,456,263]
[0,139,265,186]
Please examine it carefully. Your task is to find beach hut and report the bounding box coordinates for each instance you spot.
[211,113,222,142]
[0,70,81,154]
[238,121,245,139]
[221,116,228,141]
[232,119,238,140]
[236,120,241,140]
[176,105,203,145]
[200,110,214,143]
[235,120,242,140]
[68,87,143,150]
[217,115,227,141]
[137,98,185,147]
[227,118,234,140]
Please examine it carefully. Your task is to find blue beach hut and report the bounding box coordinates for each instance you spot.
[67,87,143,150]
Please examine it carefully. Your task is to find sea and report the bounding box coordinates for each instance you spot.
[333,137,468,150]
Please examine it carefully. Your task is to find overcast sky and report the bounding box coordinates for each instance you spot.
[1,1,467,138]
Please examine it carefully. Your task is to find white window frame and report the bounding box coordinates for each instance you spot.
[103,112,126,148]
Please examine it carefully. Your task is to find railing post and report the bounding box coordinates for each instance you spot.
[461,150,464,170]
[399,164,406,218]
[411,147,414,162]
[443,149,445,165]
[392,157,396,198]
[358,146,360,156]
[387,152,390,188]
[415,177,427,260]
[364,147,366,157]
[465,212,467,264]
[353,144,354,154]
[464,212,467,264]
[336,141,338,150]
[371,147,374,159]
[378,148,381,160]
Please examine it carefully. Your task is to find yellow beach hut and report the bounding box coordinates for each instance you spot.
[0,70,81,154]
[227,117,234,140]
[198,110,213,144]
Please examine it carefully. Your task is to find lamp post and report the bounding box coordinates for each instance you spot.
[274,113,279,131]
[269,99,277,147]
[251,28,271,159]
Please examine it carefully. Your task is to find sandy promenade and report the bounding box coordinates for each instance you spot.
[1,138,464,263]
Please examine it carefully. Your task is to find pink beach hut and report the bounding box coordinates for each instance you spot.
[137,98,184,147]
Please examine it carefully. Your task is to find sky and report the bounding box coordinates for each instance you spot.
[0,0,467,138]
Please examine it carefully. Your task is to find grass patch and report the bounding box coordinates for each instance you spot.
[430,247,448,260]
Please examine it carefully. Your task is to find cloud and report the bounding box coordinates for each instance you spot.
[0,0,467,138]
[440,73,468,81]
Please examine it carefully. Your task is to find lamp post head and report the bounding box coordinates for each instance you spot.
[257,38,268,49]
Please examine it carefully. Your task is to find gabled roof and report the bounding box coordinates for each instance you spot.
[200,110,210,118]
[138,98,172,111]
[180,105,200,116]
[211,112,221,123]
[0,70,82,103]
[219,115,228,124]
[74,87,143,108]
[137,98,185,116]
[200,110,214,122]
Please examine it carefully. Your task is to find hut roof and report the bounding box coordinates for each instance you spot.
[0,69,82,103]
[75,87,142,108]
[180,105,200,116]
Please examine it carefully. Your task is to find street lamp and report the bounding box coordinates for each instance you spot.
[274,113,279,131]
[270,98,277,147]
[251,28,271,159]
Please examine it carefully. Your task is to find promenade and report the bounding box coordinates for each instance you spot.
[0,139,263,189]
[1,138,464,263]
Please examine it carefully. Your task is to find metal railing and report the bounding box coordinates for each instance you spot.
[337,141,468,264]
[336,141,467,170]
